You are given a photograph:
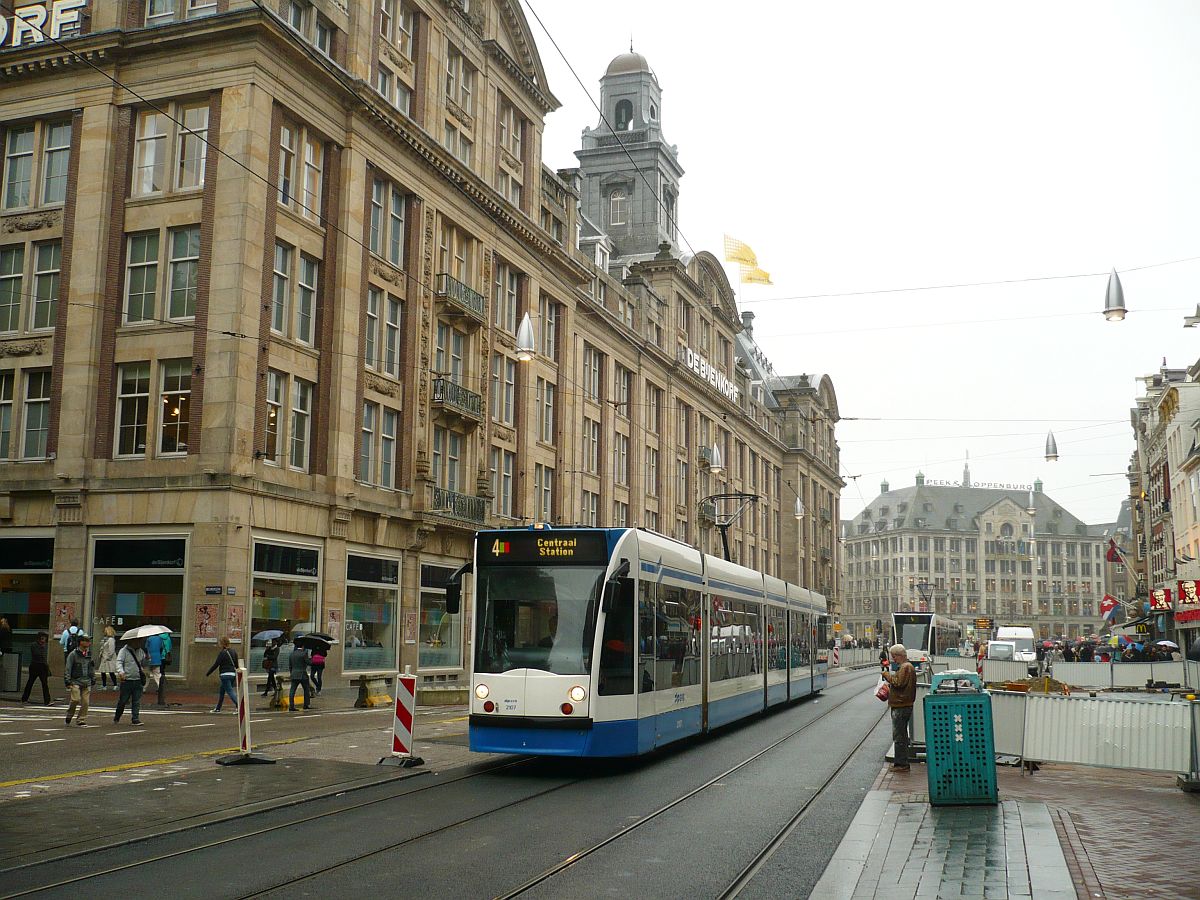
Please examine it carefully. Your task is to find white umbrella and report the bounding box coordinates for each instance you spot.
[120,624,171,641]
[1156,639,1179,649]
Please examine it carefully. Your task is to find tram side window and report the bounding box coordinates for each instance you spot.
[743,601,762,676]
[656,585,700,688]
[710,596,733,682]
[598,576,635,695]
[816,616,830,659]
[638,581,656,693]
[767,605,787,671]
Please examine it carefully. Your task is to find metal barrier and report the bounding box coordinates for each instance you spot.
[981,659,1031,683]
[1052,661,1189,689]
[988,691,1027,757]
[1022,693,1192,773]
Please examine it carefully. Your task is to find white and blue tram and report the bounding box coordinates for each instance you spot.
[890,612,962,668]
[448,525,830,758]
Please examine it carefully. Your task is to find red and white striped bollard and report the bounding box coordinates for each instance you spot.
[379,666,424,768]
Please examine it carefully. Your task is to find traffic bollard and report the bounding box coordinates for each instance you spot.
[217,666,275,766]
[379,666,424,768]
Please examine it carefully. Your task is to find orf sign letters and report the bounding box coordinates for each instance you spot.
[0,1,87,49]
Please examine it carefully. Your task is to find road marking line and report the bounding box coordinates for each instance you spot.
[0,736,308,789]
[0,731,22,735]
[35,728,64,732]
[293,714,320,718]
[106,731,143,736]
[17,738,65,745]
[181,723,215,728]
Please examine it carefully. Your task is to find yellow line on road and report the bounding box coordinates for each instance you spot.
[0,737,306,789]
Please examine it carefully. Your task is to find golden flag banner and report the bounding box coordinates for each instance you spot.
[723,235,759,267]
[740,265,773,285]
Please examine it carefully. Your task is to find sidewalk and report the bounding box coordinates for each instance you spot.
[1,682,369,712]
[812,761,1200,899]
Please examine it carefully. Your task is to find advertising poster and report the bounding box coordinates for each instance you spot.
[404,610,417,644]
[1176,580,1200,611]
[52,602,76,639]
[326,608,342,639]
[226,602,245,642]
[195,603,219,642]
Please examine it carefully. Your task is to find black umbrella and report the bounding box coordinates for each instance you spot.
[295,630,336,643]
[1188,637,1200,662]
[294,634,333,651]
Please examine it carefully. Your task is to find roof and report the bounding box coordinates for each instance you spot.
[605,51,654,78]
[849,483,1096,537]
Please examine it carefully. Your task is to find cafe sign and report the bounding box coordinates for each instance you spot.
[1,1,86,49]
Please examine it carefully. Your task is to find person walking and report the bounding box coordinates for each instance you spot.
[145,630,171,707]
[309,647,326,695]
[206,637,239,712]
[260,639,279,697]
[883,644,917,772]
[96,626,119,689]
[59,618,83,660]
[288,642,312,711]
[63,635,95,726]
[114,639,147,726]
[21,631,52,705]
[0,616,12,690]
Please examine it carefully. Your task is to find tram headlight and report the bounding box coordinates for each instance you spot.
[568,685,587,702]
[474,684,490,700]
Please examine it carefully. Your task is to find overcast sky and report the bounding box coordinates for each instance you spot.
[525,0,1200,525]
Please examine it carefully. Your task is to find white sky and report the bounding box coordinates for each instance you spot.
[525,0,1200,526]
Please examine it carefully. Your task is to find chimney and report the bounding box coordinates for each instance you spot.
[741,311,755,334]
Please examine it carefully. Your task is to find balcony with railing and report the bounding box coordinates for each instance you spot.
[434,272,486,325]
[431,376,483,426]
[427,483,487,525]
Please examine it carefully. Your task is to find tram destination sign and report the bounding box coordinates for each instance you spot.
[479,530,608,565]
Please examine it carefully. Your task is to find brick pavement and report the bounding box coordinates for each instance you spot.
[814,762,1200,899]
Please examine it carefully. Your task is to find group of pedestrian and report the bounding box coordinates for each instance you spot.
[208,636,325,711]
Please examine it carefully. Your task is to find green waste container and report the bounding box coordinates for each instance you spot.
[923,671,997,805]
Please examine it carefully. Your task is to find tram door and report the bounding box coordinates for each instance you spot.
[701,591,709,731]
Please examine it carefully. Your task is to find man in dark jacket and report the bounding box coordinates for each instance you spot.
[21,631,52,705]
[64,635,95,726]
[288,644,312,710]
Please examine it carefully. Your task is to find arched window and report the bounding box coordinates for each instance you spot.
[610,189,627,226]
[1000,523,1014,539]
[614,100,633,131]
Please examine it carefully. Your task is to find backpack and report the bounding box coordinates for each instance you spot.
[64,627,80,655]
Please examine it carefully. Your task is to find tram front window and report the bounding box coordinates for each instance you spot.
[474,565,604,675]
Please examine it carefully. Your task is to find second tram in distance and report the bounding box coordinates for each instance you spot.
[891,611,963,668]
[449,525,830,758]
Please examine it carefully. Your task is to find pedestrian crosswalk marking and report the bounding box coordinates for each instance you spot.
[17,738,65,745]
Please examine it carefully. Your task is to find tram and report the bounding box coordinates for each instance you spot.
[890,612,962,667]
[446,525,830,758]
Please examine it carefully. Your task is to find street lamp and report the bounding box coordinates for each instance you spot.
[1044,430,1058,462]
[708,442,723,477]
[915,579,933,612]
[515,311,536,361]
[1103,269,1126,321]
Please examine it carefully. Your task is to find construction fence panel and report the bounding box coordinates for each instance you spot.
[1051,662,1110,688]
[1108,661,1186,688]
[981,659,1031,684]
[988,691,1027,757]
[1022,694,1192,773]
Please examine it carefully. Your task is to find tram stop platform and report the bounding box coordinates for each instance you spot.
[812,761,1199,899]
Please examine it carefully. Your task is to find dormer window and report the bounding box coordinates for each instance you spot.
[615,100,633,131]
[649,103,658,120]
[610,189,627,226]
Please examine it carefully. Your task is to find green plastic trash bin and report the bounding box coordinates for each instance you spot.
[923,671,997,805]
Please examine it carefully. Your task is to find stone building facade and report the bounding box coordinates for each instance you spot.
[0,2,841,697]
[842,471,1109,644]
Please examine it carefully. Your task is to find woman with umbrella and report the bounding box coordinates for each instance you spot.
[260,638,280,697]
[289,633,335,707]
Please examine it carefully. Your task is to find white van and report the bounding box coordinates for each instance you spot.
[995,626,1036,663]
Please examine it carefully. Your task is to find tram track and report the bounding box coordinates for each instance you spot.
[491,668,884,900]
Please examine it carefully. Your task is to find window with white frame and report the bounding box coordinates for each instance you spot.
[368,178,408,268]
[4,119,72,210]
[265,369,285,464]
[445,43,475,114]
[382,293,402,378]
[646,382,662,432]
[612,433,629,486]
[435,321,466,384]
[146,0,218,24]
[490,353,515,425]
[493,260,519,333]
[613,500,629,528]
[0,371,12,458]
[443,122,473,167]
[364,287,380,370]
[0,241,61,335]
[380,407,398,488]
[158,359,191,455]
[677,460,689,503]
[380,0,415,58]
[646,446,658,496]
[498,97,524,159]
[20,369,50,459]
[536,377,555,443]
[535,463,553,521]
[616,293,632,328]
[490,447,515,517]
[582,345,602,400]
[609,189,627,226]
[431,425,463,491]
[269,242,318,345]
[277,121,323,222]
[132,104,207,197]
[289,378,313,471]
[115,362,150,457]
[437,219,476,287]
[644,510,658,532]
[359,402,377,483]
[581,490,599,526]
[495,169,522,208]
[123,226,201,325]
[614,365,631,416]
[538,295,559,362]
[583,417,600,474]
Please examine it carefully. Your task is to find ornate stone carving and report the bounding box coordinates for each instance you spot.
[499,148,521,172]
[0,339,46,358]
[446,100,474,131]
[365,372,400,397]
[370,258,404,288]
[1,210,61,234]
[415,441,430,476]
[492,424,515,443]
[408,524,436,551]
[381,43,414,75]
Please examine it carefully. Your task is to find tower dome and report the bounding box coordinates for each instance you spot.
[605,51,653,78]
